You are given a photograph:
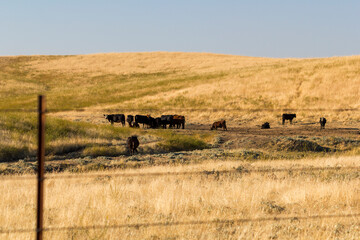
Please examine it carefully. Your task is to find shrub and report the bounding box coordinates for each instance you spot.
[157,132,209,152]
[0,145,33,162]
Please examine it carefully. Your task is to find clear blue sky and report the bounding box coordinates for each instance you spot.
[1,0,360,58]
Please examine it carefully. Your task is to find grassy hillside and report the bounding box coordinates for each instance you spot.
[1,52,359,112]
[1,52,359,162]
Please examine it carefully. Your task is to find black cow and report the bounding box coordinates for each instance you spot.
[104,114,125,126]
[135,115,151,128]
[160,115,174,129]
[320,117,327,129]
[211,120,227,130]
[261,122,270,129]
[282,114,296,125]
[127,136,139,155]
[147,116,159,128]
[127,115,134,127]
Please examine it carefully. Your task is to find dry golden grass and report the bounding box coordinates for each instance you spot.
[2,52,359,124]
[1,52,359,239]
[1,155,359,239]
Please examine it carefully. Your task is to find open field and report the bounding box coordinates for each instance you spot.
[0,52,359,239]
[1,52,360,164]
[1,155,359,239]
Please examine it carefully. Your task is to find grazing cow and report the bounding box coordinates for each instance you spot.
[104,114,125,126]
[127,115,134,127]
[211,120,227,131]
[127,136,139,155]
[160,115,174,129]
[282,114,296,125]
[135,115,151,128]
[172,115,185,129]
[320,117,327,129]
[261,122,270,129]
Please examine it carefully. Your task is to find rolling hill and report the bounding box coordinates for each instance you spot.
[1,52,359,116]
[1,52,359,163]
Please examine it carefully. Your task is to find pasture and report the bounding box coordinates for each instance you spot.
[0,52,359,239]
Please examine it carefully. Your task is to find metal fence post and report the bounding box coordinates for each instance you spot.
[37,95,46,240]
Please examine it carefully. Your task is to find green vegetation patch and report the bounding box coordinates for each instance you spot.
[0,145,33,162]
[156,131,210,152]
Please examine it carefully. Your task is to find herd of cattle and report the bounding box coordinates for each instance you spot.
[105,113,327,130]
[104,114,185,129]
[106,113,327,155]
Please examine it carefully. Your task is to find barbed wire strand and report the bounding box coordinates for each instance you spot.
[1,166,359,181]
[1,213,359,234]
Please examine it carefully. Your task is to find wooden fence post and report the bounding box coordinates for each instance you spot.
[37,95,46,240]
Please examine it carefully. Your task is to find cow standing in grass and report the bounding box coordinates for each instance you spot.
[320,117,327,129]
[282,114,296,125]
[173,115,185,129]
[104,114,125,126]
[127,136,139,155]
[127,115,134,127]
[160,115,173,129]
[211,120,227,131]
[135,115,150,128]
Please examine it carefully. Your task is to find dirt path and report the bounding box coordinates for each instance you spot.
[182,122,360,150]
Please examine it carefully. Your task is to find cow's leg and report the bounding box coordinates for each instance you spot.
[282,118,285,125]
[290,119,292,124]
[111,120,114,125]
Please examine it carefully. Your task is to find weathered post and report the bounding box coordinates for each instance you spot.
[37,95,46,240]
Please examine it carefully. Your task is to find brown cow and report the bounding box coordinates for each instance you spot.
[172,115,185,129]
[127,136,139,155]
[211,120,227,131]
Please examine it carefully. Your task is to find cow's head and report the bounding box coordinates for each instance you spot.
[104,114,109,120]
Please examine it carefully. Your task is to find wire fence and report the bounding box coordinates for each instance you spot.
[2,213,360,235]
[1,166,360,181]
[1,97,360,239]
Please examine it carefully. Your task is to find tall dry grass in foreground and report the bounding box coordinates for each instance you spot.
[1,155,359,239]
